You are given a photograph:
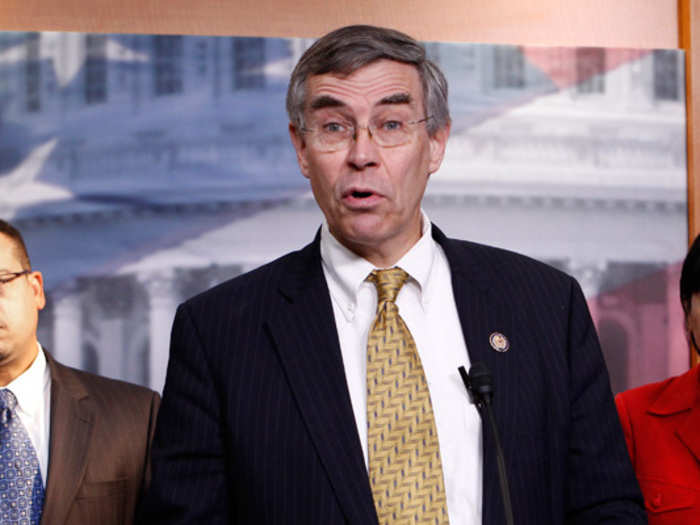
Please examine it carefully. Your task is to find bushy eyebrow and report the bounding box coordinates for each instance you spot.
[378,92,412,105]
[309,92,413,112]
[309,95,345,111]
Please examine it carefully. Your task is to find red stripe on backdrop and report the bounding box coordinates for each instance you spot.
[587,261,687,393]
[522,47,650,90]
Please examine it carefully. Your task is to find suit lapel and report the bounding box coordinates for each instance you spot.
[41,352,94,525]
[266,235,379,525]
[266,227,519,525]
[434,226,517,525]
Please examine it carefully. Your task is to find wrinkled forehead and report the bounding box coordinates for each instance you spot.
[304,59,425,116]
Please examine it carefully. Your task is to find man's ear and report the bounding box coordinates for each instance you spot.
[428,122,451,174]
[289,123,311,179]
[28,271,45,311]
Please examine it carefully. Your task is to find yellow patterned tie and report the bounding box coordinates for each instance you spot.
[366,268,449,525]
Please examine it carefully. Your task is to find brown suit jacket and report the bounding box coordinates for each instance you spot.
[40,351,160,525]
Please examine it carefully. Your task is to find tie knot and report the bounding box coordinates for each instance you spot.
[368,267,409,304]
[0,389,17,412]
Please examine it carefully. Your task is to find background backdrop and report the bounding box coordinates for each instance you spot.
[0,31,688,392]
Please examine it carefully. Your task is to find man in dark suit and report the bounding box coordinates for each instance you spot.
[141,25,646,524]
[0,219,160,525]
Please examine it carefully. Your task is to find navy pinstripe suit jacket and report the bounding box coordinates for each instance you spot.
[139,225,646,524]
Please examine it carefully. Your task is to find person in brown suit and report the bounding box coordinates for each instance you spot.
[0,218,159,525]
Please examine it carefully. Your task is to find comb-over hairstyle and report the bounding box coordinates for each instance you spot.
[0,219,31,270]
[286,25,450,136]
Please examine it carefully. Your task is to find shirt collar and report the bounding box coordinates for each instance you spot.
[4,343,48,417]
[320,210,437,319]
[320,222,375,318]
[396,211,434,297]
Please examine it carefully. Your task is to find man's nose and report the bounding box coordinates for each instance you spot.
[346,126,379,169]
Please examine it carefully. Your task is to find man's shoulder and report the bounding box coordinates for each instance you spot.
[49,354,158,406]
[439,233,573,288]
[185,241,316,310]
[443,236,556,267]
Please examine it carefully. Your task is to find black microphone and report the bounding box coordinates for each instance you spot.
[458,363,514,525]
[459,362,493,408]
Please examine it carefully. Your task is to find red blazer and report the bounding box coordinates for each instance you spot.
[616,365,700,524]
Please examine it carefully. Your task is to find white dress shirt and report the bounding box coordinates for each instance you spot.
[3,343,52,485]
[320,212,483,524]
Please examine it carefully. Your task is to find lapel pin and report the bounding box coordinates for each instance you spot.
[489,332,509,352]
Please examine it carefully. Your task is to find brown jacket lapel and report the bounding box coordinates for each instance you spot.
[40,351,95,525]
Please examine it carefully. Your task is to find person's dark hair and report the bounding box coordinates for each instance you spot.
[681,233,700,314]
[286,25,450,136]
[0,219,31,270]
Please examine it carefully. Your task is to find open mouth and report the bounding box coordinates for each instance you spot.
[352,190,373,198]
[342,188,381,207]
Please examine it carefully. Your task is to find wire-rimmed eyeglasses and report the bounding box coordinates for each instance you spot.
[0,270,31,286]
[301,116,432,152]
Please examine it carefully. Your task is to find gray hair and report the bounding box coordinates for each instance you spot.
[286,25,450,136]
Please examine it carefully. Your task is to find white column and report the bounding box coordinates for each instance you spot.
[98,318,124,379]
[52,281,83,369]
[92,277,133,381]
[141,270,178,393]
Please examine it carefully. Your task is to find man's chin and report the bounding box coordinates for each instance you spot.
[342,215,387,238]
[339,228,386,251]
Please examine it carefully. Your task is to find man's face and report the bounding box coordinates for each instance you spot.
[290,59,449,266]
[0,234,44,380]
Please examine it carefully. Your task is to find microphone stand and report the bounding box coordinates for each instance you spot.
[459,364,514,525]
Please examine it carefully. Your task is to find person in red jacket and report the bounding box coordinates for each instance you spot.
[616,234,700,524]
